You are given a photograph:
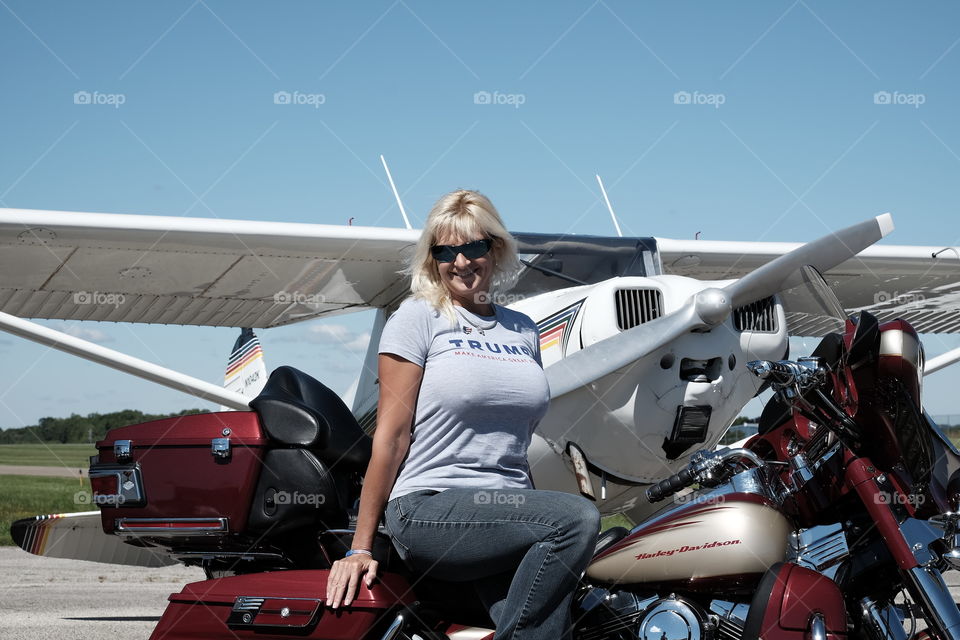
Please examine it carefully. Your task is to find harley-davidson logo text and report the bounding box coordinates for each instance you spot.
[635,539,742,560]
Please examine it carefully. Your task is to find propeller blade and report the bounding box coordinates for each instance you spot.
[725,213,893,308]
[546,302,700,398]
[546,213,894,400]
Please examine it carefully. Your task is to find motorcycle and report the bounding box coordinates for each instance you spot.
[88,267,960,640]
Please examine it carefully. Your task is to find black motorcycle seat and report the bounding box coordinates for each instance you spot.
[250,366,372,469]
[594,526,630,556]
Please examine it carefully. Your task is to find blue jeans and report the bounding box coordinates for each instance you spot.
[384,488,601,640]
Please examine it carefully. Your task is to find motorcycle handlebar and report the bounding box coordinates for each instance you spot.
[645,468,695,503]
[645,448,765,504]
[746,359,822,390]
[748,360,799,384]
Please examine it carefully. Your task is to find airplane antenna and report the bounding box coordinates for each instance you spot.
[381,155,412,230]
[596,174,622,237]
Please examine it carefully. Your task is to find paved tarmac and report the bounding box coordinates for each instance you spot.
[2,546,960,639]
[0,546,202,640]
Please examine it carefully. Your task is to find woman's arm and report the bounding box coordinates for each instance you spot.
[325,353,423,609]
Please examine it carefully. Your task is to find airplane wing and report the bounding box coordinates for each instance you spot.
[4,207,957,334]
[658,237,960,334]
[0,208,419,328]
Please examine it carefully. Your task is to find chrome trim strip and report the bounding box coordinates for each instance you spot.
[115,517,228,535]
[233,596,265,612]
[172,551,287,562]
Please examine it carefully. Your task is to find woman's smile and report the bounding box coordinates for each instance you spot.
[436,235,494,313]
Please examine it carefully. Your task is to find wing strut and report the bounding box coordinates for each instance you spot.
[381,155,412,230]
[926,346,960,376]
[0,311,250,410]
[596,174,623,238]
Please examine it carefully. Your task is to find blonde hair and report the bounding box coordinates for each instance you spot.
[407,189,521,323]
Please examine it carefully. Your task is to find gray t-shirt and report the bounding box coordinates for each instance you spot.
[379,297,550,502]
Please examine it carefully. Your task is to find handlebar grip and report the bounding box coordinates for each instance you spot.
[766,361,798,384]
[645,468,695,503]
[748,360,799,386]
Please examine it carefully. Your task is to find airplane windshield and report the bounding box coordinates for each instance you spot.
[511,233,659,299]
[778,265,847,337]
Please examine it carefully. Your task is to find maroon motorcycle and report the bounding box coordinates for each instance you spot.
[87,269,960,640]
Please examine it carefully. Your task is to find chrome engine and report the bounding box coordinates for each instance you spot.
[787,523,850,579]
[575,588,749,640]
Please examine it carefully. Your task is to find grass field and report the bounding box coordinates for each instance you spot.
[0,475,92,546]
[600,513,634,532]
[0,443,97,470]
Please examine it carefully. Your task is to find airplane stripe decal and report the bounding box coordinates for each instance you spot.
[28,517,44,554]
[225,348,263,378]
[36,518,53,555]
[23,519,37,555]
[536,300,584,352]
[227,341,261,365]
[25,514,62,555]
[224,329,264,380]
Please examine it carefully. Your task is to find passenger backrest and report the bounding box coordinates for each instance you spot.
[250,366,372,469]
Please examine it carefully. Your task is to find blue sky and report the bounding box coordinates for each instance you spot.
[2,1,960,428]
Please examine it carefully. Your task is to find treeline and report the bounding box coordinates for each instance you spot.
[0,409,206,444]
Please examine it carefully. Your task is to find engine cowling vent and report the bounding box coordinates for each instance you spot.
[615,288,664,331]
[734,297,777,333]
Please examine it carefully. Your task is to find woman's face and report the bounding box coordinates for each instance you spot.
[434,232,494,308]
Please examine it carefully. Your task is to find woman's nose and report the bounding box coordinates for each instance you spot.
[453,252,471,268]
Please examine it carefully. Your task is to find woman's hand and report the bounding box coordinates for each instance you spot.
[326,553,379,609]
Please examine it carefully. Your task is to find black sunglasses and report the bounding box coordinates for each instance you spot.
[430,238,493,263]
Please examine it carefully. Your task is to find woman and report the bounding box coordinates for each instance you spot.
[326,189,600,640]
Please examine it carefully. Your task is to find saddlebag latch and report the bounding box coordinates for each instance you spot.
[211,437,231,460]
[114,440,132,462]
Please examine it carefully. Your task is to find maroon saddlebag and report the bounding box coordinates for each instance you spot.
[150,570,414,639]
[90,411,266,538]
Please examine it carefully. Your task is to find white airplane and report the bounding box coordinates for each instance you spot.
[2,204,960,548]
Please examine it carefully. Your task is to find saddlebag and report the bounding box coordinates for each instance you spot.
[150,570,414,640]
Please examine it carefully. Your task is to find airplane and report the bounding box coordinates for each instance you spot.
[3,203,960,568]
